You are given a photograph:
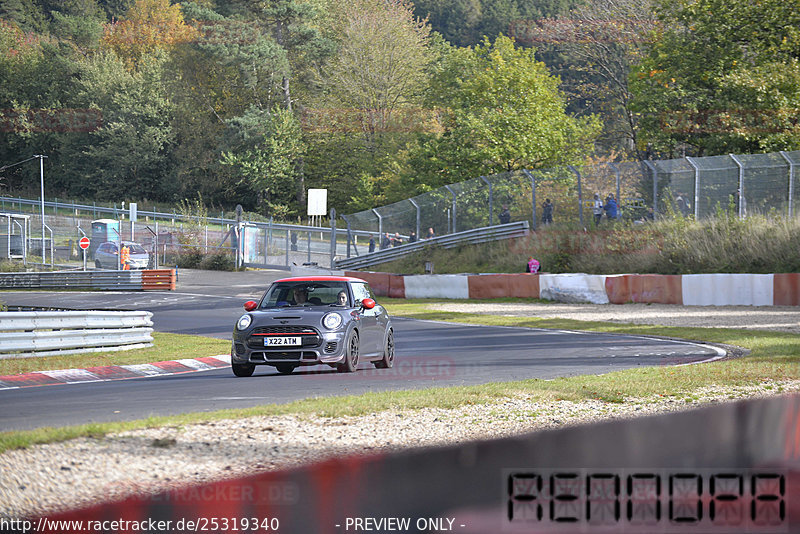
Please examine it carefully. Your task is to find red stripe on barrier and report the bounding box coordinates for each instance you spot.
[605,274,682,305]
[467,274,539,299]
[388,274,405,299]
[345,271,390,297]
[774,273,800,306]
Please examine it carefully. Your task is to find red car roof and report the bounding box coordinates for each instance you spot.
[273,275,366,283]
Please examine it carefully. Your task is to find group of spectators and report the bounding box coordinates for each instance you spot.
[591,193,621,226]
[369,227,436,253]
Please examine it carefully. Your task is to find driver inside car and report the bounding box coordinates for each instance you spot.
[337,291,348,306]
[292,287,308,305]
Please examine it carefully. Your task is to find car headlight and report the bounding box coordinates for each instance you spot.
[237,314,252,331]
[322,312,343,330]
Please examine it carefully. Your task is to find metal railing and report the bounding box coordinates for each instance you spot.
[0,269,175,291]
[335,221,530,270]
[0,310,153,359]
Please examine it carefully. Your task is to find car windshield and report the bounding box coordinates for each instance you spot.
[260,281,350,308]
[125,243,147,254]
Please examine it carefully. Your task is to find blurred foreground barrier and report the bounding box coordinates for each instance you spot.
[0,310,153,358]
[36,393,800,533]
[0,269,176,291]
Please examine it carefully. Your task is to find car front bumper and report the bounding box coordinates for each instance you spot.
[232,329,348,366]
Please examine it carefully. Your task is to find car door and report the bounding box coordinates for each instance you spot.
[351,282,380,355]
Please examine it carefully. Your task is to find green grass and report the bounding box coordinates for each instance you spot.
[0,332,230,376]
[0,298,797,453]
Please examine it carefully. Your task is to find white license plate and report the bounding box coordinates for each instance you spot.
[265,337,301,347]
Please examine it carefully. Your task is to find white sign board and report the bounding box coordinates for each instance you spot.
[129,202,138,222]
[307,189,328,216]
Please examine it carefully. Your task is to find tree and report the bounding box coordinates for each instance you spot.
[630,0,800,156]
[101,0,197,70]
[524,0,657,158]
[59,50,177,200]
[404,35,601,191]
[220,106,305,218]
[321,0,431,142]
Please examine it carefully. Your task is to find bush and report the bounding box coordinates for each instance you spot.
[199,252,234,271]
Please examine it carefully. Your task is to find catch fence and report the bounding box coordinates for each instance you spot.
[343,150,800,236]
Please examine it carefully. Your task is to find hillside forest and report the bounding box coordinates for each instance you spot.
[1,0,798,219]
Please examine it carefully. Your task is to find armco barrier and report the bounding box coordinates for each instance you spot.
[605,273,683,304]
[682,273,773,306]
[0,269,176,291]
[39,393,800,533]
[467,273,539,299]
[403,274,469,299]
[0,310,153,358]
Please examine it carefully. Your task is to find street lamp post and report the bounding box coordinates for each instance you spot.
[34,155,48,262]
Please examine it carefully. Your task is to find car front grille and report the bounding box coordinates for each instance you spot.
[247,325,321,349]
[252,326,317,335]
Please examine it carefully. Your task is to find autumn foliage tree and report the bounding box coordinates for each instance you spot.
[101,0,196,70]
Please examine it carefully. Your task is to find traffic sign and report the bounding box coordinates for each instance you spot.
[79,237,90,250]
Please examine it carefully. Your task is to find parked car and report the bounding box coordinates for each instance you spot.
[94,241,150,270]
[231,276,395,376]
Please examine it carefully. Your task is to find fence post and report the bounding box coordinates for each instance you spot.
[329,208,337,268]
[522,170,537,231]
[444,184,456,233]
[569,166,583,227]
[685,157,700,218]
[609,163,621,216]
[409,198,420,242]
[642,160,658,221]
[729,154,745,218]
[480,176,493,226]
[372,208,383,240]
[780,151,795,217]
[342,214,352,258]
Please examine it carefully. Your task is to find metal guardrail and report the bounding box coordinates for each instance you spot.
[0,310,154,359]
[335,221,530,270]
[0,269,176,290]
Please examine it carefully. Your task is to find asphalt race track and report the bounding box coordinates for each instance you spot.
[0,269,722,431]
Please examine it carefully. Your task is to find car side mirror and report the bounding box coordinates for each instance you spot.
[361,298,375,310]
[244,300,258,312]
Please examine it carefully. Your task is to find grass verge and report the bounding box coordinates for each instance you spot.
[1,298,797,453]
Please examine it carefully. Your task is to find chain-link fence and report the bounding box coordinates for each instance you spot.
[344,150,800,236]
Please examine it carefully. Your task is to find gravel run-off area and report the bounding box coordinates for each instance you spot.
[2,302,799,519]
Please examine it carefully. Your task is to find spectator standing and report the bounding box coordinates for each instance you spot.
[408,231,417,243]
[526,256,540,273]
[592,193,604,226]
[380,232,391,250]
[676,193,691,217]
[426,227,435,239]
[498,205,511,225]
[391,232,402,247]
[541,199,553,225]
[604,194,618,221]
[368,235,376,253]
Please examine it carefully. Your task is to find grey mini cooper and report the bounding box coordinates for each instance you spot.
[231,276,394,376]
